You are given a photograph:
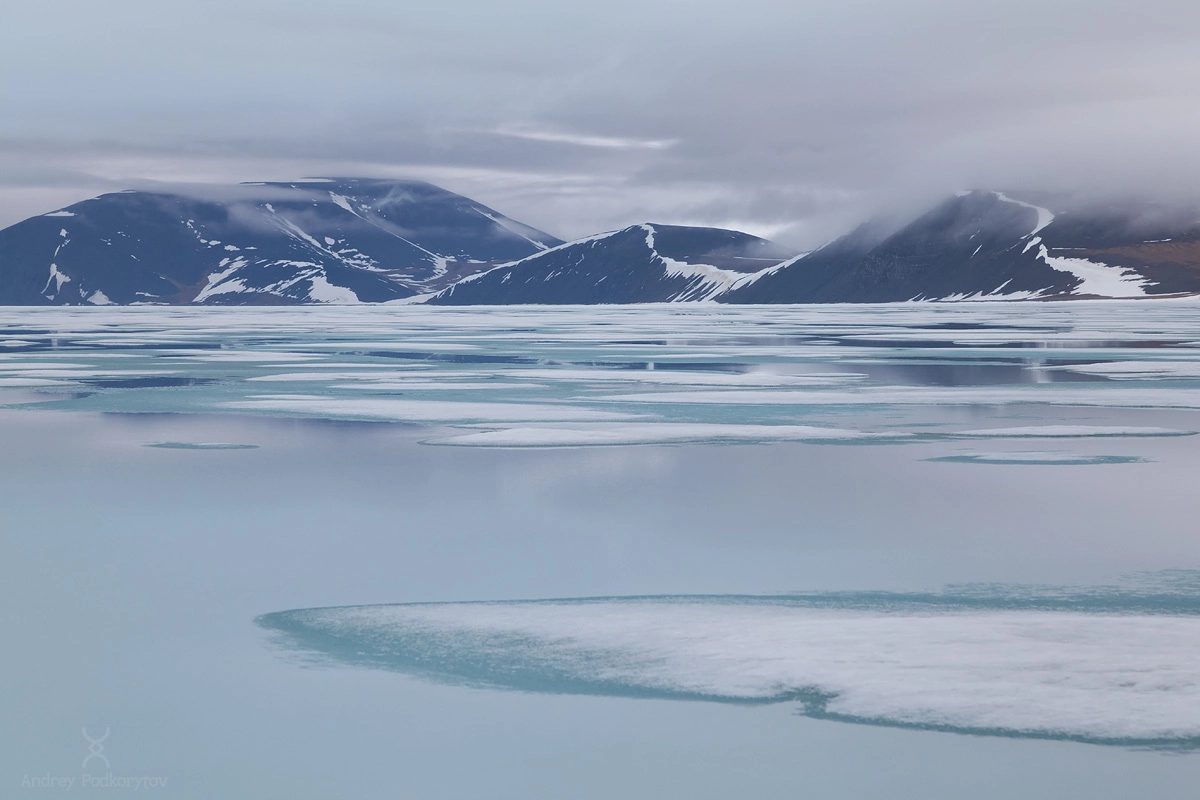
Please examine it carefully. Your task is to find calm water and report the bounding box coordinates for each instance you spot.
[3,302,1200,798]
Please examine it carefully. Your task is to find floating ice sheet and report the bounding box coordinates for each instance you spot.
[953,426,1194,438]
[259,580,1200,746]
[0,302,1197,438]
[492,368,864,387]
[226,395,635,423]
[1057,361,1200,380]
[927,452,1145,466]
[592,386,1200,409]
[425,423,908,447]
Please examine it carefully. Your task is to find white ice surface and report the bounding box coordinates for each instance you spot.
[954,426,1193,438]
[301,600,1200,742]
[0,377,66,387]
[426,423,904,447]
[332,382,537,391]
[169,351,323,363]
[593,385,1200,409]
[1058,361,1200,379]
[500,368,863,387]
[934,451,1134,464]
[246,371,405,382]
[226,395,635,422]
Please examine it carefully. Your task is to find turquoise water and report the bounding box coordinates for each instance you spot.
[4,302,1200,797]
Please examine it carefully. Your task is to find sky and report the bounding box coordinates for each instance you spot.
[3,0,1200,248]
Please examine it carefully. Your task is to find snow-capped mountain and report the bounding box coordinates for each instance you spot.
[3,181,1198,305]
[427,223,796,305]
[722,191,1200,303]
[0,178,561,305]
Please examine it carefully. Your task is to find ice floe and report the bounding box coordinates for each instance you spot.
[226,395,635,423]
[260,588,1200,745]
[927,452,1145,466]
[1057,361,1200,380]
[952,426,1194,438]
[0,301,1196,439]
[592,385,1200,409]
[425,423,907,448]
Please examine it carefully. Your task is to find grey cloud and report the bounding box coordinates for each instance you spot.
[3,0,1200,248]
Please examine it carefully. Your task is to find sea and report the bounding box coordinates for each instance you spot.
[3,300,1200,798]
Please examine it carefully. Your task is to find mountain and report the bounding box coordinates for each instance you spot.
[4,180,1199,306]
[0,178,561,305]
[722,191,1200,303]
[427,223,796,305]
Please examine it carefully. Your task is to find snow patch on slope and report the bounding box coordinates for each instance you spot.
[328,192,356,214]
[641,224,744,301]
[305,275,361,304]
[1035,244,1152,297]
[41,264,71,298]
[194,258,250,302]
[994,192,1055,236]
[427,422,904,447]
[992,193,1151,297]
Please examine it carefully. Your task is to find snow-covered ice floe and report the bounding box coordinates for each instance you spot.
[258,575,1200,747]
[952,426,1195,438]
[225,395,635,423]
[591,385,1200,409]
[927,452,1145,466]
[1056,361,1200,380]
[0,301,1199,439]
[424,423,909,448]
[429,423,1191,450]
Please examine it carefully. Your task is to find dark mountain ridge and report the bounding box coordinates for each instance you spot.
[2,182,1199,305]
[723,191,1200,303]
[0,178,561,305]
[428,223,796,305]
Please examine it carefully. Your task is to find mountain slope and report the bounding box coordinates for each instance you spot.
[0,178,561,305]
[427,223,795,305]
[722,191,1200,303]
[5,181,1198,306]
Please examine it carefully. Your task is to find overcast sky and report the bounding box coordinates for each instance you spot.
[3,0,1200,247]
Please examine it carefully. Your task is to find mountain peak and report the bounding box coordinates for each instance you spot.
[723,189,1200,303]
[429,223,796,305]
[5,182,1200,306]
[0,179,561,305]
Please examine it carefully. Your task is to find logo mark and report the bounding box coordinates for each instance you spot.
[82,728,110,769]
